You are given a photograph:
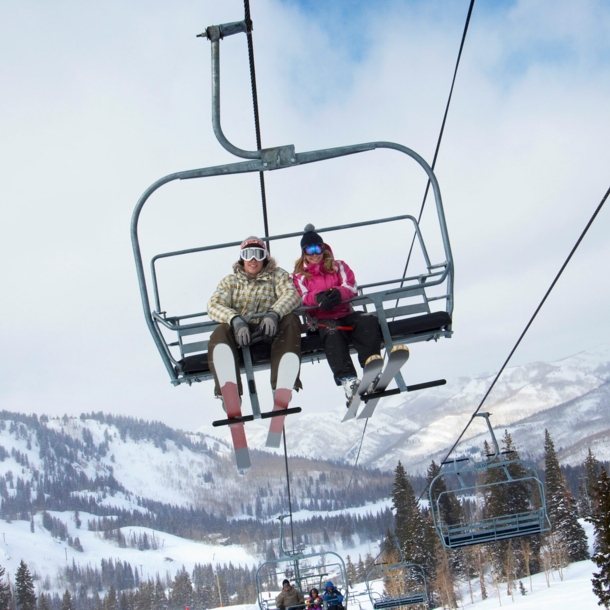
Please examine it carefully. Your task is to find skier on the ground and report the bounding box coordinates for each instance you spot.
[305,588,323,610]
[207,236,302,407]
[293,224,381,402]
[275,579,305,610]
[322,581,344,610]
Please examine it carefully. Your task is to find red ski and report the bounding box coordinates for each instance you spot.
[266,352,300,448]
[214,343,251,471]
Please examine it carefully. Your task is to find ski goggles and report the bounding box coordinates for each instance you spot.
[240,247,267,261]
[303,244,324,255]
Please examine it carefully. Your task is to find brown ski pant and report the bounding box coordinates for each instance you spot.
[208,313,302,396]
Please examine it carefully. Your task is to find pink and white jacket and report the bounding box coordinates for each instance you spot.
[292,253,358,320]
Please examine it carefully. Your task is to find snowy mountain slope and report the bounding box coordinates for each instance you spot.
[200,344,610,474]
[0,415,236,512]
[0,509,256,597]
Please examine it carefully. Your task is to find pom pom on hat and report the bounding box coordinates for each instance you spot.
[300,224,324,250]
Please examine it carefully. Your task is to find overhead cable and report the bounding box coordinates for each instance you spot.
[422,183,610,502]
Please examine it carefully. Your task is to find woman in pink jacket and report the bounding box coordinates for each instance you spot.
[293,224,381,402]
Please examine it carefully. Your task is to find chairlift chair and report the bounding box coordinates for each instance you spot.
[428,413,552,549]
[365,543,428,609]
[255,516,349,610]
[131,18,454,422]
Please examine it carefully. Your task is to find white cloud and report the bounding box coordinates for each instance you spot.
[0,0,609,431]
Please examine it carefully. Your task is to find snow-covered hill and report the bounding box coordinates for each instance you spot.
[201,344,610,473]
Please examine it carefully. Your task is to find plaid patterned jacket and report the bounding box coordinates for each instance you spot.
[207,258,301,324]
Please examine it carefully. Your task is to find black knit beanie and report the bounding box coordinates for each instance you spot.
[300,223,324,250]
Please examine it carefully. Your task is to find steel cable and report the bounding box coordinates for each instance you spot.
[243,0,293,549]
[400,0,475,282]
[418,183,610,504]
[244,0,271,247]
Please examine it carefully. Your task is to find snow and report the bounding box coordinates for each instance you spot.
[0,510,257,595]
[209,560,603,610]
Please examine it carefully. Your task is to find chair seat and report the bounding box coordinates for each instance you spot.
[176,311,452,376]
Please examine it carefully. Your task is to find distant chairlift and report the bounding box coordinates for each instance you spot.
[255,515,349,610]
[131,19,454,422]
[429,413,552,549]
[365,543,428,609]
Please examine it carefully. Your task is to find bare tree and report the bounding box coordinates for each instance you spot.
[520,539,533,592]
[475,547,487,601]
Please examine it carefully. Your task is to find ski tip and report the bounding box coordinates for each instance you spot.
[364,354,383,365]
[391,344,410,354]
[234,448,251,471]
[265,431,283,449]
[342,410,358,423]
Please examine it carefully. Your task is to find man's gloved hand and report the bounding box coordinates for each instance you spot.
[259,311,279,338]
[325,288,342,309]
[231,316,251,346]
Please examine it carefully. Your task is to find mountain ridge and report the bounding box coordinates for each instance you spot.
[198,343,610,473]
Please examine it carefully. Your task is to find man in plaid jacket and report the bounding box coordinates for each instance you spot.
[207,236,302,398]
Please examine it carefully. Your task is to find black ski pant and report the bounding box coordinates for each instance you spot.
[317,311,381,382]
[208,313,302,396]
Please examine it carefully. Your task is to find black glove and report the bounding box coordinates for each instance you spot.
[317,289,341,311]
[315,291,330,310]
[231,316,251,346]
[259,311,279,338]
[325,288,342,309]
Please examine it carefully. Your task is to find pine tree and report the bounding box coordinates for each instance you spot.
[392,462,435,570]
[392,462,440,604]
[170,568,193,610]
[544,429,589,563]
[345,556,356,585]
[426,461,462,529]
[106,587,119,610]
[60,591,74,610]
[484,432,540,582]
[135,581,154,610]
[37,594,50,610]
[580,449,601,518]
[587,466,610,608]
[356,556,366,584]
[153,577,168,610]
[0,565,11,610]
[15,561,36,610]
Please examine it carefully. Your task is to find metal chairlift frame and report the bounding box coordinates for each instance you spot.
[131,19,454,419]
[365,541,428,609]
[255,515,349,610]
[429,413,552,549]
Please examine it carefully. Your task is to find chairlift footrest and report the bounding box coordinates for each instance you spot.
[362,388,402,403]
[212,406,302,427]
[406,378,446,392]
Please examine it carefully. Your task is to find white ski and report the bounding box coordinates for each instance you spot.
[358,345,410,419]
[342,354,384,422]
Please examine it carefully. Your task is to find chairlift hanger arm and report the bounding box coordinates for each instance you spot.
[194,17,453,281]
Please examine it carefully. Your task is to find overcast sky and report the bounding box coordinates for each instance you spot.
[1,0,609,433]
